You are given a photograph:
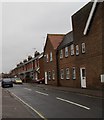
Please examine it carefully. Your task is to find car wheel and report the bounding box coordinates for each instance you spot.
[2,85,5,88]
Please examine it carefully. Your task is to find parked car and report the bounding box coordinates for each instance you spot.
[1,78,13,88]
[14,78,23,84]
[35,78,45,84]
[11,78,15,83]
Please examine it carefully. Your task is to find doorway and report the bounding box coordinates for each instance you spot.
[80,68,86,88]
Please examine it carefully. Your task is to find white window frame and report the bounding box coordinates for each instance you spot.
[50,52,53,62]
[46,54,49,62]
[72,67,76,80]
[82,43,86,53]
[66,68,70,80]
[71,44,74,56]
[52,70,55,80]
[37,59,39,68]
[48,71,51,80]
[76,45,79,55]
[65,47,69,57]
[60,69,64,80]
[35,60,37,67]
[60,49,63,59]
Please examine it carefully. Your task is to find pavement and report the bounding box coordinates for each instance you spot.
[34,83,104,98]
[2,89,36,119]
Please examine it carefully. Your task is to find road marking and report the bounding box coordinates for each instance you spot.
[11,92,47,120]
[35,91,48,96]
[24,88,32,91]
[56,97,90,110]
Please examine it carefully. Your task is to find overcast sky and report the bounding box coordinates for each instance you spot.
[1,1,90,73]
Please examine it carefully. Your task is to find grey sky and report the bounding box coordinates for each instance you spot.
[1,1,90,73]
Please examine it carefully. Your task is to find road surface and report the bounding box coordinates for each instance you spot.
[3,83,103,119]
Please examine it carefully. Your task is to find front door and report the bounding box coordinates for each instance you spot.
[45,72,47,84]
[80,68,86,88]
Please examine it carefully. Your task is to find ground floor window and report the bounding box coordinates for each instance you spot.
[66,68,70,80]
[52,70,55,80]
[60,69,64,80]
[72,67,76,80]
[48,71,51,80]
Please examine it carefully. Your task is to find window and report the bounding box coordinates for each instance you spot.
[76,45,79,55]
[65,47,69,57]
[82,43,86,53]
[44,54,47,62]
[48,71,51,80]
[72,67,76,80]
[46,54,49,62]
[60,49,63,59]
[50,52,53,62]
[37,59,39,68]
[71,44,74,55]
[35,60,37,67]
[60,69,64,80]
[52,70,55,80]
[66,68,70,80]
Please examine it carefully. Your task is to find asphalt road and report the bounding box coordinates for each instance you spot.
[4,83,103,119]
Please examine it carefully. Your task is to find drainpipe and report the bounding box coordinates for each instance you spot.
[56,50,60,87]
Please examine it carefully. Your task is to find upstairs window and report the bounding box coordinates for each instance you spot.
[44,54,47,62]
[71,44,74,56]
[50,52,53,62]
[60,49,63,59]
[46,54,49,62]
[65,47,69,57]
[76,45,79,55]
[52,70,55,80]
[60,69,64,80]
[35,60,37,67]
[66,68,70,80]
[37,59,39,68]
[72,67,76,80]
[82,43,86,53]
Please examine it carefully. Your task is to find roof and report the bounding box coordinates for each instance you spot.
[47,34,65,50]
[57,31,73,50]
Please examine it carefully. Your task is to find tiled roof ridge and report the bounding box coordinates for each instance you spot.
[47,33,65,36]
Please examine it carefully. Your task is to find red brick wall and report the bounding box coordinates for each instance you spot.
[58,46,77,87]
[58,2,103,89]
[44,39,58,86]
[38,56,44,79]
[73,2,103,89]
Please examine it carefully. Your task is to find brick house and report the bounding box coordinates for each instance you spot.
[44,34,64,85]
[33,52,44,81]
[57,2,104,89]
[10,52,44,83]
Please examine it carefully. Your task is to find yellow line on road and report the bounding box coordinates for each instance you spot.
[11,92,48,120]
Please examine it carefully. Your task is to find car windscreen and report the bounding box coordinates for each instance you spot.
[3,78,12,82]
[15,78,21,80]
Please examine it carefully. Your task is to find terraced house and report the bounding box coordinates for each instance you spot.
[10,52,44,83]
[44,34,64,85]
[56,1,104,89]
[10,1,104,90]
[44,1,104,89]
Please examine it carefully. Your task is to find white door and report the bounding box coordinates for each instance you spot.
[80,68,86,88]
[45,72,47,84]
